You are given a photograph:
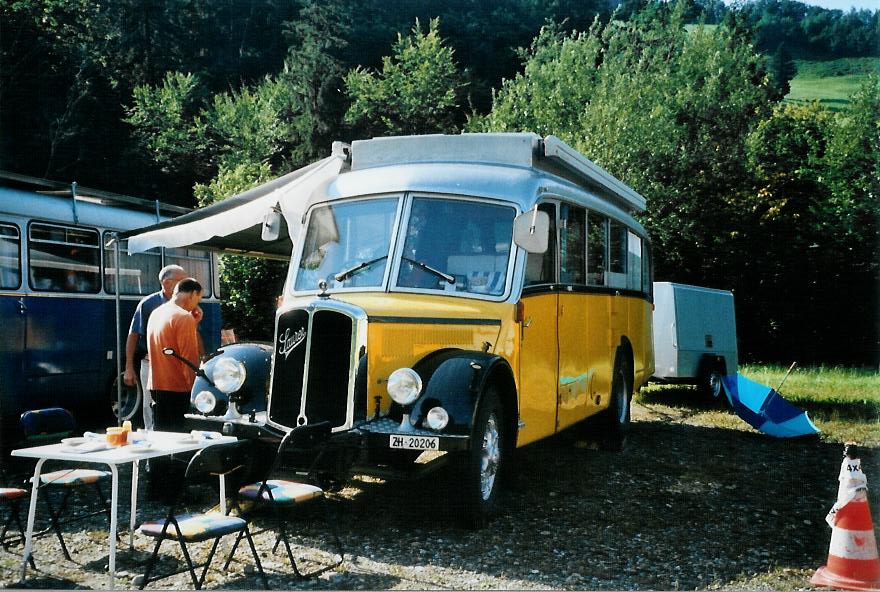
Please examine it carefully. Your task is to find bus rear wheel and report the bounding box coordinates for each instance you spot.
[598,355,632,451]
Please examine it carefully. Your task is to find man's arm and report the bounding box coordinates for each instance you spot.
[124,332,139,386]
[177,315,201,386]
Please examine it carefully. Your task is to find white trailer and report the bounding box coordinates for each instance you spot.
[652,282,738,398]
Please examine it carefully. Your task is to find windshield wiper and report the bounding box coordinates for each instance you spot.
[334,255,388,282]
[401,256,456,285]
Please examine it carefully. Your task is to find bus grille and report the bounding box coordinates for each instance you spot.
[268,306,354,431]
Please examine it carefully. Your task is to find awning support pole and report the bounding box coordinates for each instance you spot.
[111,233,122,426]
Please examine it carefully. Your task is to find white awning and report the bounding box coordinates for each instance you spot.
[122,152,348,258]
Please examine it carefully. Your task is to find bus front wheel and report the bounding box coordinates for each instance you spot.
[458,385,506,526]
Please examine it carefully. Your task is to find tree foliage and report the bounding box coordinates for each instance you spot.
[2,0,877,363]
[344,19,467,137]
[194,163,286,341]
[475,0,878,364]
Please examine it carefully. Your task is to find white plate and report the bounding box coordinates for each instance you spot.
[60,437,89,446]
[128,443,153,453]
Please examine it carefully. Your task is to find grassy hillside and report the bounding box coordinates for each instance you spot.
[785,57,880,110]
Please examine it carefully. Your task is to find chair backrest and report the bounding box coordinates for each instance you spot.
[20,408,76,441]
[266,421,332,483]
[185,440,254,487]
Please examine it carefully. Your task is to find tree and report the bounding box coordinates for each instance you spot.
[194,163,287,341]
[344,18,467,137]
[475,1,775,285]
[767,43,798,100]
[279,0,351,166]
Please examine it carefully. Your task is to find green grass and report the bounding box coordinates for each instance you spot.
[638,364,880,445]
[785,57,879,111]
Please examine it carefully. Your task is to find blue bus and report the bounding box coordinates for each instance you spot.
[0,171,221,441]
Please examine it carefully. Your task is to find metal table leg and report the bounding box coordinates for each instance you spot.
[20,457,45,582]
[107,463,119,590]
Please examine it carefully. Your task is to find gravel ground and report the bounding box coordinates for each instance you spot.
[1,402,877,590]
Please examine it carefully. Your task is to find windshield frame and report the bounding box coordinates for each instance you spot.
[289,194,405,296]
[388,193,518,302]
[289,193,519,302]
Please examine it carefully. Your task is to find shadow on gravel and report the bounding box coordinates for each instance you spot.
[11,576,88,589]
[333,418,877,590]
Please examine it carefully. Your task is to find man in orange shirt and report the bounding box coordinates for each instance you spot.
[146,277,203,432]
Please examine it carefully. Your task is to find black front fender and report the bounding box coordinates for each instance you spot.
[190,342,272,416]
[410,351,514,436]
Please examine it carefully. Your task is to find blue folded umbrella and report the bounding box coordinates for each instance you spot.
[721,373,820,437]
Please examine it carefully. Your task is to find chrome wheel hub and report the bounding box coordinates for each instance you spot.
[480,414,501,501]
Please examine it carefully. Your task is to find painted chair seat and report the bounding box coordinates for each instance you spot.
[139,512,246,543]
[239,480,323,504]
[0,488,27,500]
[32,469,110,487]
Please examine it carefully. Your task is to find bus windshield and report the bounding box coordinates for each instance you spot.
[294,198,400,291]
[396,198,515,297]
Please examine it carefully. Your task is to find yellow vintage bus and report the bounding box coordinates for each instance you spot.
[125,133,654,520]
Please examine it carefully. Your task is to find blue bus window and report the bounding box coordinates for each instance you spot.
[28,223,101,293]
[103,234,161,296]
[0,223,21,289]
[165,247,212,298]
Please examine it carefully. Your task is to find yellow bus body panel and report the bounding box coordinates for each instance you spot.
[334,290,653,447]
[339,293,515,419]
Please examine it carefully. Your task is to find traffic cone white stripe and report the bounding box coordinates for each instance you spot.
[830,529,880,561]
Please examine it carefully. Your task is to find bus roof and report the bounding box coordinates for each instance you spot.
[123,134,648,257]
[0,170,193,233]
[349,133,646,213]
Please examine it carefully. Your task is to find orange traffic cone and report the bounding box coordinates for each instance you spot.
[812,444,880,591]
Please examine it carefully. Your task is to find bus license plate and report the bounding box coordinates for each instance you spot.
[389,435,439,450]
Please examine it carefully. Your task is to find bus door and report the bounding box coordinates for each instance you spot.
[517,203,558,446]
[557,203,591,431]
[0,223,26,417]
[24,222,105,409]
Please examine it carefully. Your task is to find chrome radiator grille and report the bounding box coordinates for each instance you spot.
[268,305,355,431]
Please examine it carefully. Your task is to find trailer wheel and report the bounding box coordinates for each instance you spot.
[698,358,727,402]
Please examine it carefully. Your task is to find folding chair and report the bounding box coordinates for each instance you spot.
[227,422,343,579]
[137,440,268,590]
[0,457,35,569]
[19,408,111,560]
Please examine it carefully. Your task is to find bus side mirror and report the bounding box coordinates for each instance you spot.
[513,209,550,254]
[261,207,282,242]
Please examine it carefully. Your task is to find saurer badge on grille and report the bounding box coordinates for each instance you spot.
[278,327,306,360]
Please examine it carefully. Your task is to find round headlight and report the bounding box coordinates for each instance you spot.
[194,390,217,414]
[212,358,246,394]
[425,406,449,431]
[387,368,422,406]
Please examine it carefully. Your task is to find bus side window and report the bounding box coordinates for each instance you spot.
[627,231,642,292]
[586,212,607,286]
[165,247,212,298]
[0,223,21,290]
[28,223,100,293]
[607,220,628,289]
[104,234,160,296]
[524,203,557,286]
[560,203,585,285]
